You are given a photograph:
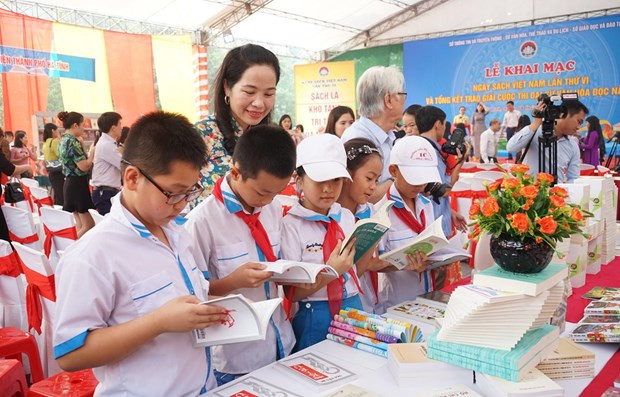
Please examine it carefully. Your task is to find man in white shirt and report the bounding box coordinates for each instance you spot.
[480,118,501,163]
[500,101,522,161]
[341,66,406,203]
[91,112,123,214]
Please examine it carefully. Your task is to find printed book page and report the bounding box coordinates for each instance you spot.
[276,352,358,391]
[214,376,304,397]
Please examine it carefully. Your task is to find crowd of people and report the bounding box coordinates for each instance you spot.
[0,42,611,395]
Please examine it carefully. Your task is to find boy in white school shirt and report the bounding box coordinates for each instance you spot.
[376,135,442,312]
[185,125,297,386]
[53,112,228,396]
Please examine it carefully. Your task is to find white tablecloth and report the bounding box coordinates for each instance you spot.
[207,322,618,396]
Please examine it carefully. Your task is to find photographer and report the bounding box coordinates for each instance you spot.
[417,106,470,237]
[506,97,588,183]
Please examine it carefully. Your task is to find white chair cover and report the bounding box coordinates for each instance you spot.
[88,209,105,225]
[2,205,41,250]
[40,207,78,269]
[20,178,40,188]
[0,240,28,331]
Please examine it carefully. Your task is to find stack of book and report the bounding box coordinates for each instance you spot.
[575,176,617,266]
[569,295,620,343]
[326,308,422,358]
[386,343,472,387]
[426,263,568,382]
[536,338,595,380]
[385,291,450,327]
[476,368,564,397]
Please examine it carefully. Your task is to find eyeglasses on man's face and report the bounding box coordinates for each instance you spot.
[121,159,203,205]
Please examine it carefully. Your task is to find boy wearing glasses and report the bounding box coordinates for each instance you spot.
[53,112,228,396]
[185,125,297,386]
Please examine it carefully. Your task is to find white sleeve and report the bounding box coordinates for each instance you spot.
[184,210,213,280]
[53,254,115,359]
[480,132,489,162]
[280,218,302,262]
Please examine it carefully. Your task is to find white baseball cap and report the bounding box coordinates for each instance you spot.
[390,136,442,185]
[296,134,351,182]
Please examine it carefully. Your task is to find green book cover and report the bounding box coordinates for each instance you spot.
[477,264,566,285]
[427,325,558,370]
[341,200,393,263]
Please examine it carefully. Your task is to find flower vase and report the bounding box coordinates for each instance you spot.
[489,235,554,273]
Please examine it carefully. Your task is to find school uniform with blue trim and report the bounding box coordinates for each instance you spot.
[53,194,215,396]
[184,176,295,377]
[376,184,435,314]
[281,202,363,351]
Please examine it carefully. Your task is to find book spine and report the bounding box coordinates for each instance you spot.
[330,320,401,344]
[328,326,390,351]
[427,348,520,382]
[326,333,388,358]
[427,337,520,369]
[334,315,405,342]
[339,310,409,335]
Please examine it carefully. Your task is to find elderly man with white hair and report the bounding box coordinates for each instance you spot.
[341,66,407,202]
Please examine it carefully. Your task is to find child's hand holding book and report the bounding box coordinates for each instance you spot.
[404,251,430,273]
[326,240,356,277]
[154,295,229,333]
[229,262,274,288]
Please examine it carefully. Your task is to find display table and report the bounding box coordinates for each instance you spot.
[208,259,620,396]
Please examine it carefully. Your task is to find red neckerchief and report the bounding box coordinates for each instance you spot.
[387,189,426,234]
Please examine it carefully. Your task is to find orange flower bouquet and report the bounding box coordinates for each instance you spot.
[469,164,592,272]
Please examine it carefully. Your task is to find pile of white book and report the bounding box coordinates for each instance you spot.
[427,263,568,385]
[476,368,564,397]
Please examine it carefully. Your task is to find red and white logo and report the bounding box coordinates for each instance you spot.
[410,148,434,162]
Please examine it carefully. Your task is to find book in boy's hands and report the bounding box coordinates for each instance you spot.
[275,352,357,392]
[213,376,304,397]
[192,294,282,347]
[260,260,338,283]
[425,236,471,270]
[379,216,448,270]
[340,200,393,263]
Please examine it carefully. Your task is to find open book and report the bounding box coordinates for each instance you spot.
[260,260,338,283]
[379,216,449,270]
[340,200,393,263]
[192,294,282,347]
[426,236,471,270]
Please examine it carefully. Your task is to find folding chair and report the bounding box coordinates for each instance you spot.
[40,207,78,267]
[2,205,41,251]
[11,243,60,378]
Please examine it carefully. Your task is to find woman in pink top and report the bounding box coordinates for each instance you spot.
[10,131,36,178]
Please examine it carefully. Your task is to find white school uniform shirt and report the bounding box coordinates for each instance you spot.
[376,184,435,313]
[184,176,295,374]
[53,194,215,396]
[480,127,499,162]
[354,203,381,314]
[281,202,360,301]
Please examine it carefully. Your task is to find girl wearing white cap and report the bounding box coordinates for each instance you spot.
[281,134,363,351]
[338,138,392,313]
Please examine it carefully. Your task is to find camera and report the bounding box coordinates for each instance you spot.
[442,127,467,156]
[425,182,451,204]
[536,92,578,137]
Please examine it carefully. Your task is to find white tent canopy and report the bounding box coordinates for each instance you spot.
[3,0,619,60]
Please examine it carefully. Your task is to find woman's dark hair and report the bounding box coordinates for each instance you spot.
[213,44,280,155]
[586,115,604,147]
[325,106,355,135]
[278,114,292,128]
[43,123,58,142]
[295,124,304,133]
[14,131,27,148]
[403,104,421,117]
[57,111,84,130]
[516,115,531,131]
[344,138,381,172]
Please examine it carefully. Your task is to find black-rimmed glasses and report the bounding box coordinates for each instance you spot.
[121,159,203,205]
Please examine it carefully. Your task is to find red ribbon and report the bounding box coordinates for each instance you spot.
[21,185,35,212]
[43,225,78,258]
[0,250,21,277]
[580,168,595,176]
[9,230,39,244]
[449,189,489,213]
[458,167,483,173]
[20,258,56,334]
[33,196,54,215]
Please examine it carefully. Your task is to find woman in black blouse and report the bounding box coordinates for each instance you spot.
[0,151,33,242]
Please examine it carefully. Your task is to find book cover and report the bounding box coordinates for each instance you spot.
[428,325,559,371]
[416,291,452,308]
[275,353,357,391]
[386,300,445,325]
[579,315,620,324]
[261,260,338,283]
[414,385,482,397]
[472,263,568,296]
[341,200,393,263]
[584,300,620,315]
[569,322,620,343]
[325,384,383,397]
[193,295,282,347]
[537,338,594,363]
[379,216,448,270]
[214,376,304,397]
